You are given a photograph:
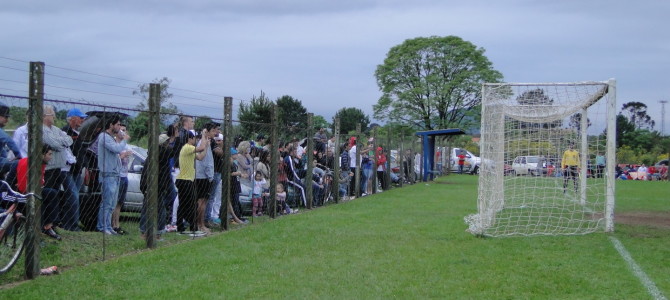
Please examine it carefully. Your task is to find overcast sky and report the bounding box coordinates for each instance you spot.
[1,0,669,133]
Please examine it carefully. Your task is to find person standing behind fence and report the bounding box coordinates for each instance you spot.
[59,108,88,231]
[314,127,328,154]
[403,149,413,183]
[339,143,350,177]
[562,142,580,194]
[376,146,387,192]
[111,124,132,235]
[348,136,357,196]
[175,131,206,233]
[235,141,254,188]
[96,115,129,235]
[139,132,176,239]
[194,124,214,233]
[229,148,247,223]
[42,105,75,231]
[172,115,195,174]
[360,143,373,196]
[11,110,29,158]
[207,133,224,226]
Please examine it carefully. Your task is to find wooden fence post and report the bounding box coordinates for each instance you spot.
[25,61,45,279]
[333,118,340,203]
[145,83,160,248]
[220,97,232,230]
[269,104,278,218]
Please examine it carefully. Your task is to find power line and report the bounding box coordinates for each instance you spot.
[43,83,139,100]
[45,72,138,91]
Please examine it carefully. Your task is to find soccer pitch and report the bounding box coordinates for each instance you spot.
[2,176,668,299]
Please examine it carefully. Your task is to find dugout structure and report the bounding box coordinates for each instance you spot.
[416,128,465,181]
[465,80,616,237]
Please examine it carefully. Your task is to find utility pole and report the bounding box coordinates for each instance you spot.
[660,100,668,136]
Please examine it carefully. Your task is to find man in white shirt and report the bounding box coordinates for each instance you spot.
[348,136,357,197]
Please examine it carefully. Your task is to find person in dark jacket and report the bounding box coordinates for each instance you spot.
[139,131,178,238]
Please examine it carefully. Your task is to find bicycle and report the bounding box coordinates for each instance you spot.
[0,180,39,274]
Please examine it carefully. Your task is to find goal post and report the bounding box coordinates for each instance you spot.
[465,80,616,237]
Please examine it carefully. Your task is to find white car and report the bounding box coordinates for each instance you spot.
[511,156,545,176]
[450,148,481,174]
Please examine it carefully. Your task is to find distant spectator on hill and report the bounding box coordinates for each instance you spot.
[637,164,648,180]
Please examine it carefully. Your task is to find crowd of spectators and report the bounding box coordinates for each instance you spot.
[0,103,418,242]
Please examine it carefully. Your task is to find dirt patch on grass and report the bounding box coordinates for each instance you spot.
[615,211,670,230]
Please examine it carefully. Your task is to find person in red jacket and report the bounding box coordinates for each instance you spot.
[457,150,466,174]
[16,144,61,240]
[376,147,387,192]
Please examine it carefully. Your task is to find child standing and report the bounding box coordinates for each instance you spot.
[252,171,268,216]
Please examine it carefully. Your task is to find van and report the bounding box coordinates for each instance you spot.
[450,148,481,174]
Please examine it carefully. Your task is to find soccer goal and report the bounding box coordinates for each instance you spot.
[465,80,616,237]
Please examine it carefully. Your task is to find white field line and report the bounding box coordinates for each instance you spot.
[609,236,667,300]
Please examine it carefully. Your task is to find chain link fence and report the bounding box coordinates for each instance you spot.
[0,61,458,284]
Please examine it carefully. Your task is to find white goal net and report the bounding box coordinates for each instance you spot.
[465,80,616,237]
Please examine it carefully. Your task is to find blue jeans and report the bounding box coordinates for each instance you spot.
[97,175,120,232]
[206,173,221,222]
[60,171,80,231]
[362,166,372,194]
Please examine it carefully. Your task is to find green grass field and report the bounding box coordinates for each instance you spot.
[1,176,668,299]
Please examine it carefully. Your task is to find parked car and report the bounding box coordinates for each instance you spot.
[122,145,147,212]
[655,159,669,167]
[511,156,546,176]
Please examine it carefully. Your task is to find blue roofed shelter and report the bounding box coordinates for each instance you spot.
[416,128,466,181]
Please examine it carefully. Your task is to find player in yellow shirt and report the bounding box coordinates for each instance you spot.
[561,143,580,194]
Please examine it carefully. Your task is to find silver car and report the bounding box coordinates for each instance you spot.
[122,145,147,212]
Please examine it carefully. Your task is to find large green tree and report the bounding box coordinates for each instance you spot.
[238,91,274,139]
[276,95,308,134]
[374,35,503,130]
[333,107,370,135]
[620,101,655,130]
